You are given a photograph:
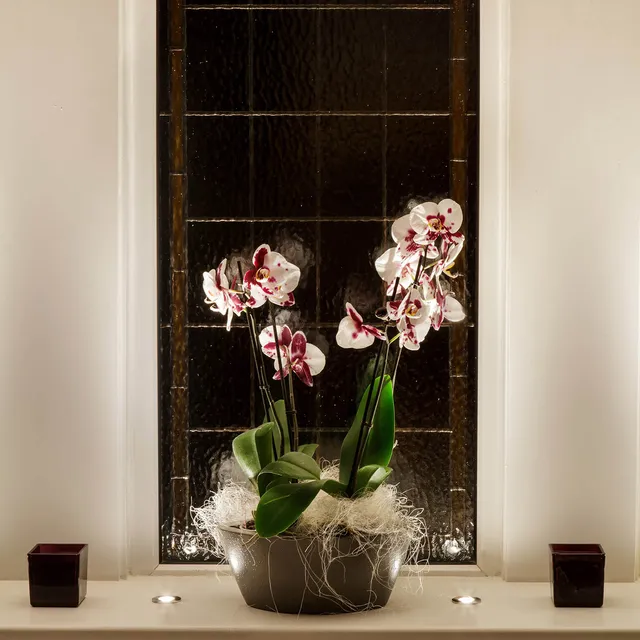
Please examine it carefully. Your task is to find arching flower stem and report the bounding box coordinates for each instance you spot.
[269,301,299,451]
[346,277,401,496]
[238,261,287,455]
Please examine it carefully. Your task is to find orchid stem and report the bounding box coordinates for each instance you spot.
[346,332,386,496]
[286,372,299,451]
[269,302,293,453]
[239,260,286,456]
[392,342,403,388]
[246,309,285,451]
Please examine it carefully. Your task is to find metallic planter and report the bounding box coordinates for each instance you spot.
[218,524,407,615]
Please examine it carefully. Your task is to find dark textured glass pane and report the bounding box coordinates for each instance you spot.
[318,11,383,112]
[466,115,478,320]
[253,11,316,111]
[386,10,450,111]
[187,221,317,325]
[251,0,323,4]
[159,328,172,537]
[318,338,378,431]
[159,0,479,565]
[186,10,248,111]
[320,116,383,218]
[189,328,251,428]
[386,117,449,216]
[468,1,479,114]
[157,2,169,114]
[158,116,171,326]
[331,1,448,4]
[187,117,250,219]
[254,117,316,218]
[189,431,239,509]
[395,328,450,429]
[319,221,384,322]
[393,431,451,535]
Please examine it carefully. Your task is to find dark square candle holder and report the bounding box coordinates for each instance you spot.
[549,543,605,608]
[28,544,88,607]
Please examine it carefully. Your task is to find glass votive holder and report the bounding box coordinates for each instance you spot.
[549,543,605,608]
[28,544,88,607]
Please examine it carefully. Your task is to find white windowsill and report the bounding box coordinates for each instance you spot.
[5,575,640,639]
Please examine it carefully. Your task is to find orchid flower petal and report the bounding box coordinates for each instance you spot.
[409,201,439,236]
[336,316,375,349]
[438,199,463,233]
[290,331,307,360]
[345,302,364,326]
[364,324,385,340]
[252,244,270,267]
[374,248,401,284]
[303,342,326,375]
[292,361,313,387]
[443,295,466,323]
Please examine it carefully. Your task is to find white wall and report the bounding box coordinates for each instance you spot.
[1,0,640,582]
[504,0,640,580]
[0,0,122,579]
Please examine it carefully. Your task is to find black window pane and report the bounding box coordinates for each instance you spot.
[318,11,384,112]
[187,117,250,219]
[186,10,249,111]
[386,10,450,111]
[254,117,317,218]
[159,0,479,564]
[320,116,384,218]
[387,117,449,214]
[253,10,316,111]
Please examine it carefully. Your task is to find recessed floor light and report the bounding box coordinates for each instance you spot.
[152,595,182,604]
[452,595,481,605]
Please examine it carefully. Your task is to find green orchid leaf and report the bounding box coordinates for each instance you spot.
[259,451,322,481]
[321,479,348,497]
[297,443,319,457]
[255,480,325,538]
[339,376,386,486]
[258,474,290,496]
[355,464,392,495]
[232,422,275,485]
[265,399,290,455]
[360,376,395,469]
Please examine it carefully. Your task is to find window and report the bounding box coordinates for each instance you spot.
[157,0,479,564]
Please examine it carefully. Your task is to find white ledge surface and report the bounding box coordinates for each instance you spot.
[3,575,640,639]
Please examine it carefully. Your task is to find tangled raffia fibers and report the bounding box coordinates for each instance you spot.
[192,462,428,609]
[192,481,258,557]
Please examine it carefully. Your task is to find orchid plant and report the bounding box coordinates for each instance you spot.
[202,199,466,538]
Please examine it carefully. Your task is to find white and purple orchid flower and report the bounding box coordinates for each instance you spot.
[409,199,463,245]
[336,303,385,349]
[260,324,326,387]
[244,244,301,308]
[387,289,433,351]
[202,259,245,330]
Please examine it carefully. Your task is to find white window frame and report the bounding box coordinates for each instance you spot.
[120,0,511,576]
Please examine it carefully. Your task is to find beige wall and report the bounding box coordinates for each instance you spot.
[0,0,122,579]
[504,0,640,580]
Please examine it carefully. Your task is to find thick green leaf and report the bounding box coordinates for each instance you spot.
[355,464,392,495]
[257,474,290,496]
[266,399,290,454]
[298,443,319,457]
[255,480,325,537]
[232,422,275,484]
[339,376,386,486]
[259,451,321,481]
[360,377,395,469]
[322,479,347,497]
